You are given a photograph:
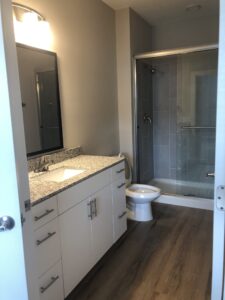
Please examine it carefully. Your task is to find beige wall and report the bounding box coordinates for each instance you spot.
[116,8,152,165]
[130,9,152,55]
[115,8,133,162]
[152,15,219,51]
[16,0,119,155]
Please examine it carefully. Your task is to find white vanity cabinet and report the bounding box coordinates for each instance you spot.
[58,169,114,297]
[31,196,64,300]
[31,160,126,299]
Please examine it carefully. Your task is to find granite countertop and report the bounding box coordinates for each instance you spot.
[29,155,124,206]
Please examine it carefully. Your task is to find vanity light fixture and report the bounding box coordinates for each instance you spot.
[12,2,52,50]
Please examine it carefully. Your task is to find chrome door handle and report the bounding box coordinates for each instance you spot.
[88,200,94,220]
[0,216,15,232]
[93,199,97,218]
[207,172,215,177]
[88,199,97,219]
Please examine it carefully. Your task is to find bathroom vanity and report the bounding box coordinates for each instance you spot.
[29,155,127,300]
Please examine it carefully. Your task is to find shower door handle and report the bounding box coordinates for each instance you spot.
[207,172,215,177]
[143,114,152,125]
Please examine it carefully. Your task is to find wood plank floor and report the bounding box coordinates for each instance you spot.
[67,203,213,300]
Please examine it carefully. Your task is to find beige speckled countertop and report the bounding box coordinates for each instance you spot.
[29,155,124,206]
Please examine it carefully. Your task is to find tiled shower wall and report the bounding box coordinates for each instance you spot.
[152,57,177,180]
[150,51,217,198]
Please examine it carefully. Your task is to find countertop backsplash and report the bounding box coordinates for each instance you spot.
[27,147,82,172]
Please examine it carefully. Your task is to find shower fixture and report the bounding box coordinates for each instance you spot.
[150,66,157,74]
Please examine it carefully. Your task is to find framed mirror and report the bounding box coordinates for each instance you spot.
[16,43,63,157]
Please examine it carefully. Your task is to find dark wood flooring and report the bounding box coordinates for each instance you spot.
[67,203,213,300]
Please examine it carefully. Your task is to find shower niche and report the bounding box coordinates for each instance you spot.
[135,48,218,199]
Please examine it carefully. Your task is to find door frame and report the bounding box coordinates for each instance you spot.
[211,0,225,298]
[0,1,39,299]
[132,44,218,183]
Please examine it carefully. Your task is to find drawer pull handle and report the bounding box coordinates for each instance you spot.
[34,209,54,222]
[93,198,97,218]
[87,201,92,220]
[116,168,125,174]
[40,275,59,294]
[117,183,126,189]
[36,231,56,246]
[88,199,97,220]
[118,211,127,219]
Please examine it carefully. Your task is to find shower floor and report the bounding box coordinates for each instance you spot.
[150,177,214,199]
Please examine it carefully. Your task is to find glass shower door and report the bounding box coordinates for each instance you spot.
[176,50,218,198]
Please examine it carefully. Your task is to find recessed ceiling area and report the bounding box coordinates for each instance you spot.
[102,0,219,25]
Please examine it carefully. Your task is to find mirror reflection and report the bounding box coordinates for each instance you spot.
[16,43,63,157]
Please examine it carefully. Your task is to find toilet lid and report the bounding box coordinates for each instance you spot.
[129,186,156,194]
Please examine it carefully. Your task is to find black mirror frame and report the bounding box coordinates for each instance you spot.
[16,43,64,158]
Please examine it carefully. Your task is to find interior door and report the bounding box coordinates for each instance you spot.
[211,0,225,299]
[0,1,39,300]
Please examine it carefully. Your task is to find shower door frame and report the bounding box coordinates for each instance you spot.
[132,44,218,182]
[132,43,225,299]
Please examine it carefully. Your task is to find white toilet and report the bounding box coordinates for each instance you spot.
[122,154,161,222]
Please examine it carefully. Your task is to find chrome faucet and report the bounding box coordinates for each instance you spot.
[34,155,51,173]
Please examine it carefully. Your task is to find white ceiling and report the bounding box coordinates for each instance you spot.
[102,0,219,25]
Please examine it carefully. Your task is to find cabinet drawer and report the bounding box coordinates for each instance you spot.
[39,261,64,300]
[57,168,111,214]
[32,196,58,231]
[35,218,61,277]
[111,161,125,182]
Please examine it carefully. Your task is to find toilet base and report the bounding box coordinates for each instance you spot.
[127,201,153,222]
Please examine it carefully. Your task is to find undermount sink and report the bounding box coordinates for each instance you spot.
[39,167,86,183]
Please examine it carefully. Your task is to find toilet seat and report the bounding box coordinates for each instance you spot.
[119,153,161,221]
[126,184,160,200]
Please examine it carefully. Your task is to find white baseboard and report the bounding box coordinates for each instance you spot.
[154,194,213,211]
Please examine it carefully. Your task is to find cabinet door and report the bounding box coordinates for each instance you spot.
[59,199,92,297]
[91,185,114,263]
[112,178,127,242]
